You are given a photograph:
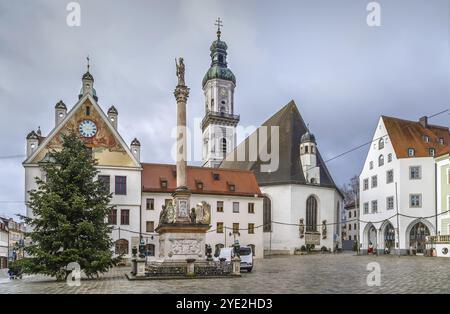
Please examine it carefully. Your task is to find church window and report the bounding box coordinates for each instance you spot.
[387,153,392,162]
[311,146,315,154]
[220,106,226,113]
[379,138,384,149]
[221,138,227,155]
[218,54,224,63]
[86,106,90,116]
[306,196,318,232]
[263,196,272,232]
[305,145,309,154]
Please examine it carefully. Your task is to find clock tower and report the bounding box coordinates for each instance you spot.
[201,18,239,168]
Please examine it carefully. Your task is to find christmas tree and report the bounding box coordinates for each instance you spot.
[19,133,119,280]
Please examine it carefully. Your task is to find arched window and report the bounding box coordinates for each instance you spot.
[379,138,384,149]
[306,196,318,232]
[221,138,227,156]
[115,239,129,255]
[263,196,272,232]
[145,244,155,257]
[378,155,384,167]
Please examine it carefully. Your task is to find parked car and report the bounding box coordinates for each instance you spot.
[239,246,253,272]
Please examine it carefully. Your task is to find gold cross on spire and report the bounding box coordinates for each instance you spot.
[87,55,90,72]
[215,17,223,39]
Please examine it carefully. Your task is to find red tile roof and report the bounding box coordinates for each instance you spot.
[141,163,262,197]
[382,116,449,159]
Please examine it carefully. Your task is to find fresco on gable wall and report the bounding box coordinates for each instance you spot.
[32,100,135,167]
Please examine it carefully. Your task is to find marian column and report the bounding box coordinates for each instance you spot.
[174,57,189,189]
[155,58,211,262]
[172,57,191,223]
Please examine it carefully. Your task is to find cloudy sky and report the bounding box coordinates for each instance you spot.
[0,0,448,218]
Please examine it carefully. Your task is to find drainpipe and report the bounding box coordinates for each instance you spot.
[434,163,438,236]
[395,182,400,257]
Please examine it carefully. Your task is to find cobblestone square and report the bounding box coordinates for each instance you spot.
[1,253,449,294]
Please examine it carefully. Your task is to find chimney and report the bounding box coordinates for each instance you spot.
[107,106,118,129]
[55,100,67,126]
[419,116,428,128]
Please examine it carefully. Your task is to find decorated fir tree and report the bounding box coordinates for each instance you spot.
[19,133,119,280]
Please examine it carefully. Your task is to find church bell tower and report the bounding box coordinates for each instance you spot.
[201,18,239,168]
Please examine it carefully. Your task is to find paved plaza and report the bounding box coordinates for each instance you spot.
[1,253,449,294]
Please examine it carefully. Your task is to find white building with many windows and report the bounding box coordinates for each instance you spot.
[359,115,449,255]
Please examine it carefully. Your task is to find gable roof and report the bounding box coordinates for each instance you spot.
[23,94,141,168]
[141,163,261,197]
[220,100,339,191]
[382,116,450,159]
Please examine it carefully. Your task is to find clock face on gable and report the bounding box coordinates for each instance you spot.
[78,120,97,138]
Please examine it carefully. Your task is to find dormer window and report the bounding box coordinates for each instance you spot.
[196,180,204,190]
[408,148,415,157]
[429,148,435,157]
[212,173,220,181]
[423,135,429,143]
[439,138,445,145]
[227,182,235,192]
[160,178,168,189]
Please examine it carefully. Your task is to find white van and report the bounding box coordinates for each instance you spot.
[215,247,234,262]
[239,246,253,272]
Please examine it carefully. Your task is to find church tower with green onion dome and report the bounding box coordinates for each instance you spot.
[201,18,239,168]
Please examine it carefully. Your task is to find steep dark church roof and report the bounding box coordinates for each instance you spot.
[220,100,339,190]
